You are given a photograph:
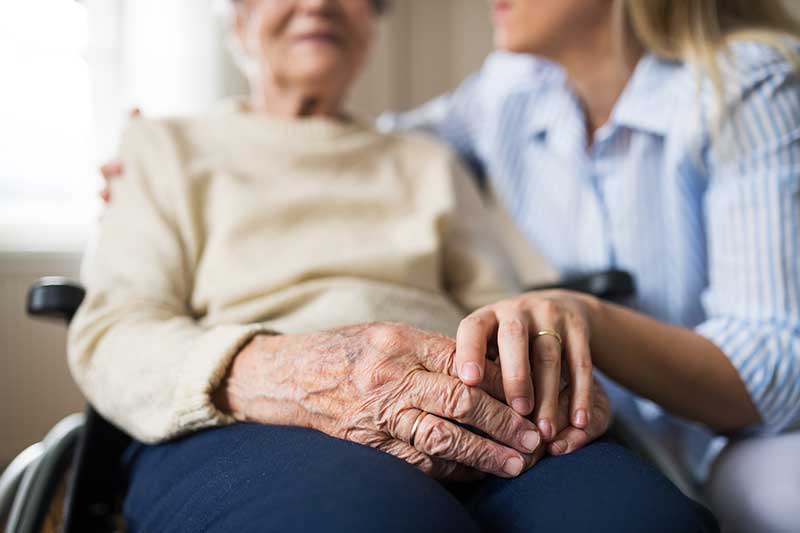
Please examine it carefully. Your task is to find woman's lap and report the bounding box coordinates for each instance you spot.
[123,423,478,533]
[453,439,718,533]
[123,424,718,533]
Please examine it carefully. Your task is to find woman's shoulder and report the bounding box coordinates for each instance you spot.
[700,39,800,173]
[118,117,185,174]
[377,129,485,205]
[120,106,287,162]
[724,38,800,77]
[655,39,800,137]
[713,39,800,121]
[378,128,469,172]
[119,115,200,164]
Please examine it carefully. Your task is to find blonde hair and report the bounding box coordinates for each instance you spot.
[617,0,800,103]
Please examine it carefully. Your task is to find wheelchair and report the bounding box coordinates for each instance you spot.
[1,270,700,533]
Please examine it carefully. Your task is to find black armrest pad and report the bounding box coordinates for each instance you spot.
[526,269,635,301]
[27,277,86,324]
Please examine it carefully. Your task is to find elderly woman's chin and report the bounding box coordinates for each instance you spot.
[290,48,359,85]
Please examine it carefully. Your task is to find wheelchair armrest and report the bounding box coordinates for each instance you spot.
[526,269,635,301]
[26,277,86,324]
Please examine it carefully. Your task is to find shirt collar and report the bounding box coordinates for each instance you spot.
[522,60,572,139]
[524,53,688,140]
[609,53,688,136]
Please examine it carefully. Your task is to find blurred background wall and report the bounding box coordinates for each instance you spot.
[4,0,800,467]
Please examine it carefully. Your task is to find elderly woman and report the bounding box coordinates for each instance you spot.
[70,0,716,531]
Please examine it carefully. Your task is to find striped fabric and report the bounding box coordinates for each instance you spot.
[379,44,800,440]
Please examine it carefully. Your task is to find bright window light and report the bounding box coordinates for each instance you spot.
[0,0,96,251]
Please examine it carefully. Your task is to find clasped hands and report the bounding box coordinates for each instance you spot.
[217,291,610,482]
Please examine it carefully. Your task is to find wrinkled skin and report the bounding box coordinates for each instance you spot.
[216,322,611,480]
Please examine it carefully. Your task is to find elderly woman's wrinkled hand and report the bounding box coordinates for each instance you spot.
[215,322,543,480]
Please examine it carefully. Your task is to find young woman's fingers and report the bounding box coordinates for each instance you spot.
[495,310,534,415]
[100,162,123,181]
[455,309,499,386]
[98,109,140,187]
[531,331,562,442]
[564,319,593,429]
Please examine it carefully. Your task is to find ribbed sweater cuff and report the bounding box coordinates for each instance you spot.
[171,324,277,437]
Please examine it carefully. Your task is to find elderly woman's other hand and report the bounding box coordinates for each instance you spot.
[455,290,601,443]
[214,323,543,480]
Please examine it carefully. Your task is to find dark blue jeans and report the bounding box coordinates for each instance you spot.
[123,424,718,533]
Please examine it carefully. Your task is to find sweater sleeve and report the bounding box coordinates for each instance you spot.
[442,155,522,312]
[67,120,272,443]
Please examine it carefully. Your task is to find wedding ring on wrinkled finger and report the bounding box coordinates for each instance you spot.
[409,411,429,448]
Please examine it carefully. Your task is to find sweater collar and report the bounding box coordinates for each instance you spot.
[215,97,372,146]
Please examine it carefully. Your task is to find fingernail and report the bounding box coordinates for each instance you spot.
[574,409,588,428]
[551,440,568,455]
[521,430,540,452]
[461,362,482,382]
[538,419,552,441]
[503,456,524,477]
[511,397,531,414]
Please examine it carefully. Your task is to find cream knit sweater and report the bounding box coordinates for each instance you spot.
[67,106,519,443]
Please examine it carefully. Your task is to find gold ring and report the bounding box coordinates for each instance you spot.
[534,330,562,345]
[409,412,428,448]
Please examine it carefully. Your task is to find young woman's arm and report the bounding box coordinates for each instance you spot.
[454,289,759,439]
[378,51,548,183]
[588,299,761,433]
[683,53,800,434]
[455,51,800,437]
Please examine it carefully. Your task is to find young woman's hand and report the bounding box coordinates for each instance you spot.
[455,290,601,443]
[98,108,140,203]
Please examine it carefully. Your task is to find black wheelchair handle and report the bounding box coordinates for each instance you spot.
[26,277,86,324]
[526,269,635,302]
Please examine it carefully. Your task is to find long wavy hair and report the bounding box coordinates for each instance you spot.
[617,0,800,100]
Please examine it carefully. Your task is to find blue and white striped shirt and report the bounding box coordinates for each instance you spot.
[381,44,800,444]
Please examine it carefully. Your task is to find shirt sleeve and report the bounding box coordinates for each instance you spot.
[377,73,487,181]
[695,56,800,434]
[441,154,522,311]
[67,120,273,444]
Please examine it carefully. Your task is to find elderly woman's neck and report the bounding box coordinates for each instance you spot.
[248,78,347,120]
